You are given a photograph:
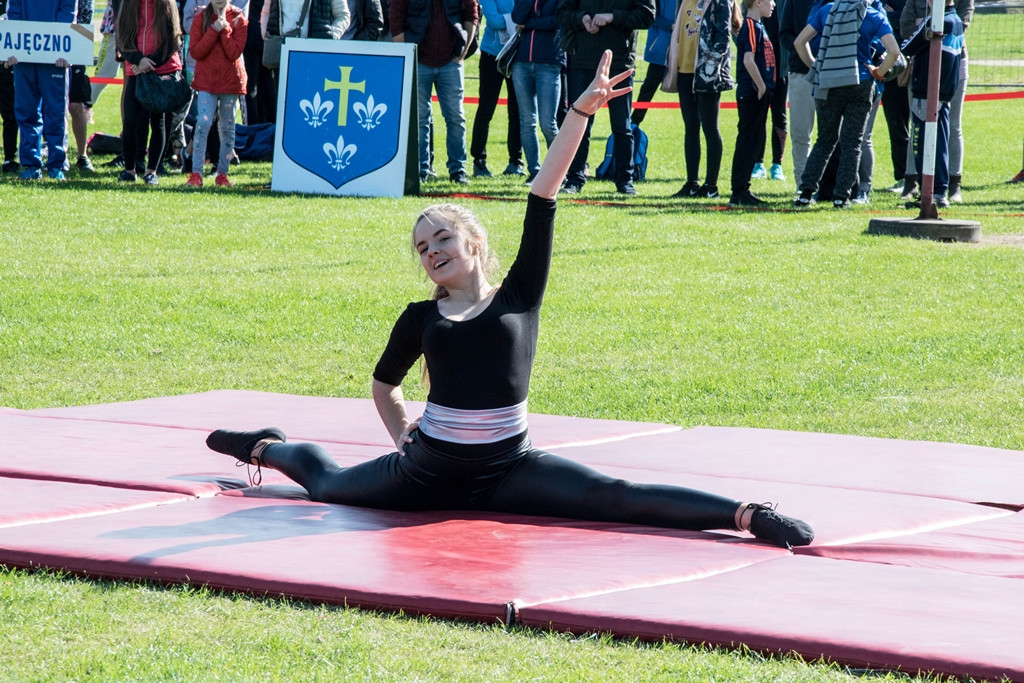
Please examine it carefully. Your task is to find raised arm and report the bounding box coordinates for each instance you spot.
[530,50,633,198]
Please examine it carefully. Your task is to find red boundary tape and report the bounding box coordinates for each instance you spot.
[91,76,1024,107]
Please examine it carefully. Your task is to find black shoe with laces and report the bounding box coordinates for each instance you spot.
[450,170,470,185]
[671,180,701,198]
[2,159,20,173]
[746,503,814,548]
[206,427,287,464]
[695,184,719,199]
[207,427,287,487]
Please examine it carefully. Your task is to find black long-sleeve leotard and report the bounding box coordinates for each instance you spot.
[372,193,557,410]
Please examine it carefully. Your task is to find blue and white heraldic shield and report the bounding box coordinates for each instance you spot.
[272,40,415,197]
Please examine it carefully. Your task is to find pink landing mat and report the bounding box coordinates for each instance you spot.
[799,510,1024,578]
[0,494,782,621]
[3,391,1024,681]
[559,426,1024,508]
[517,555,1024,683]
[0,476,191,528]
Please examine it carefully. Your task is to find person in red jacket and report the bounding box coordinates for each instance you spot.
[186,0,247,188]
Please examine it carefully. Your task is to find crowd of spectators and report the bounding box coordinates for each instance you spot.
[1,0,1013,199]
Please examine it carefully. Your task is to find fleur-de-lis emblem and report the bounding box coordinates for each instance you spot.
[324,134,357,170]
[300,92,334,128]
[353,95,387,131]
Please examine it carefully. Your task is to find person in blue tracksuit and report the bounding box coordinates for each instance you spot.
[3,0,76,180]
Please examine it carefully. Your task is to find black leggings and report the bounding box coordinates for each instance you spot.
[261,431,740,531]
[122,74,167,173]
[676,73,723,186]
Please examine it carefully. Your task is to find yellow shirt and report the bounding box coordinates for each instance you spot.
[677,0,702,75]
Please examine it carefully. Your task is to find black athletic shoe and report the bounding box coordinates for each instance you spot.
[728,190,767,207]
[747,503,814,549]
[472,158,492,177]
[206,427,287,465]
[793,191,815,208]
[3,159,21,173]
[672,180,701,198]
[695,184,719,199]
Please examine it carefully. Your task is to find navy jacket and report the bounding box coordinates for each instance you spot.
[512,0,565,65]
[556,0,655,71]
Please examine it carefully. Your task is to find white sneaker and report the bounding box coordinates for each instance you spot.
[851,191,870,205]
[886,180,904,194]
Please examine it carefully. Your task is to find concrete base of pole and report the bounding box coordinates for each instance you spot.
[866,217,982,243]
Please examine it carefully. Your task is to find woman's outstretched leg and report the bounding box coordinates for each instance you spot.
[206,428,436,509]
[486,450,813,548]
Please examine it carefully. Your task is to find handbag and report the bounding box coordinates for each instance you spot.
[495,27,523,79]
[263,0,313,69]
[661,2,683,93]
[134,70,192,113]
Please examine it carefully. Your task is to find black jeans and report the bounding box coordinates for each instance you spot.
[799,80,874,202]
[470,51,522,167]
[630,63,666,125]
[261,431,740,531]
[676,73,723,186]
[881,80,910,182]
[565,67,634,188]
[756,74,788,165]
[0,65,17,161]
[732,94,771,196]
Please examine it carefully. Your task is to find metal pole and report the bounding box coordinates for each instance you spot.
[917,0,946,220]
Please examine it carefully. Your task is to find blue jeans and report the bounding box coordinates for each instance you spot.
[511,61,561,176]
[417,60,467,176]
[566,68,633,188]
[192,92,238,175]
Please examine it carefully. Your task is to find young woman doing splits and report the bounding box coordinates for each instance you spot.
[207,51,814,549]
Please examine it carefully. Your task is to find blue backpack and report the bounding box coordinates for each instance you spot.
[595,123,648,182]
[233,123,276,162]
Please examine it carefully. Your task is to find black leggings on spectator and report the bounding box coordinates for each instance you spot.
[676,73,723,187]
[122,74,167,174]
[260,430,740,531]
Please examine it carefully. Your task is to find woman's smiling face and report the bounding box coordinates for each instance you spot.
[413,215,481,289]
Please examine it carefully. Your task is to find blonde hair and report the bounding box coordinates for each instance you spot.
[412,203,499,301]
[412,204,499,387]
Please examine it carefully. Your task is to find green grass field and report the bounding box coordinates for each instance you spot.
[1,19,1023,680]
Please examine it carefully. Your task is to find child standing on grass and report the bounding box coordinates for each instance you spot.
[186,0,247,188]
[728,0,775,207]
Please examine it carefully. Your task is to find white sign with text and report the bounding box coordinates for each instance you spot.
[0,20,95,65]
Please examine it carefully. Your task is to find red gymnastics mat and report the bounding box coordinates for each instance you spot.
[2,391,1023,682]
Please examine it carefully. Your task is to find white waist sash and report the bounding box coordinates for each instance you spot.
[418,400,528,444]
